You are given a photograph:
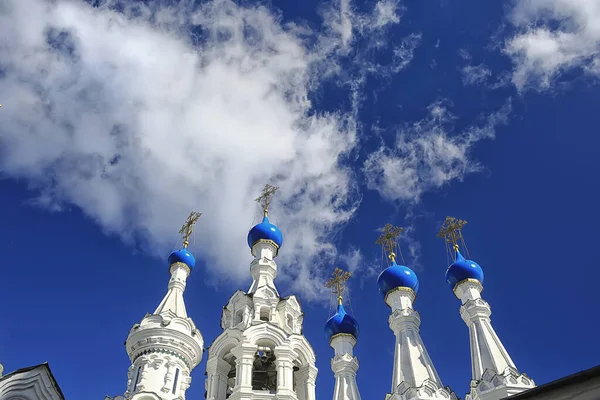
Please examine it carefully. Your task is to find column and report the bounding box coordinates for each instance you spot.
[206,357,232,400]
[275,347,297,396]
[232,344,257,393]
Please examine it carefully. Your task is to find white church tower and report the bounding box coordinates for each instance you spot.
[121,212,205,400]
[204,184,317,400]
[376,224,458,400]
[324,268,361,400]
[438,217,535,400]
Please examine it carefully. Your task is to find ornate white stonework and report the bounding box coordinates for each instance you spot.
[122,261,204,400]
[453,280,535,400]
[206,241,317,400]
[0,363,63,400]
[330,334,361,400]
[385,288,458,400]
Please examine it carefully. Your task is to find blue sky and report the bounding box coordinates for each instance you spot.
[1,0,600,399]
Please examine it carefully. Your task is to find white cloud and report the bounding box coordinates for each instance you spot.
[363,100,512,203]
[462,64,492,86]
[0,0,402,301]
[505,0,600,90]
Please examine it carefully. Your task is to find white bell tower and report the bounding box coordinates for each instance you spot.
[204,185,317,400]
[122,212,204,400]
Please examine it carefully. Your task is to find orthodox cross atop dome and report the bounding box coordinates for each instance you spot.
[255,184,279,217]
[179,211,202,248]
[376,223,404,263]
[437,216,470,258]
[325,268,352,305]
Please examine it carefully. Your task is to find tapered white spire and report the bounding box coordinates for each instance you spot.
[325,268,361,400]
[121,212,204,400]
[377,224,457,400]
[438,216,535,400]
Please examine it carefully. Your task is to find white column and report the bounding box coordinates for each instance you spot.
[305,365,318,400]
[275,347,297,396]
[206,357,232,400]
[330,335,361,400]
[232,344,257,394]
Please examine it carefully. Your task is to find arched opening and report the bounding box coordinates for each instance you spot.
[259,307,270,322]
[252,345,277,393]
[224,351,237,398]
[286,314,293,330]
[234,310,243,326]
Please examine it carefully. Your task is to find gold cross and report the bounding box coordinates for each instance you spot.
[437,216,467,252]
[376,224,403,262]
[179,211,202,248]
[325,268,352,305]
[255,184,279,217]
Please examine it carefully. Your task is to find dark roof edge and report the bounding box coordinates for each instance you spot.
[0,363,65,400]
[507,364,600,399]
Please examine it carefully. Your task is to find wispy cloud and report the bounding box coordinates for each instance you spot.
[0,0,405,301]
[363,99,512,203]
[505,0,600,91]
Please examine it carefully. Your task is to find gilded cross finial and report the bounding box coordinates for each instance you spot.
[179,211,202,248]
[325,268,352,305]
[255,184,279,217]
[437,216,468,255]
[376,224,403,263]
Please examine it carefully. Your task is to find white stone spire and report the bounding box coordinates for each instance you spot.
[437,216,535,400]
[376,224,456,400]
[454,280,535,400]
[325,268,361,400]
[121,213,204,400]
[385,288,457,400]
[330,334,361,400]
[205,185,317,400]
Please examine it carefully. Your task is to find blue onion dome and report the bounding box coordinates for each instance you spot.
[247,215,283,249]
[325,303,359,341]
[377,261,420,298]
[445,250,484,290]
[168,248,196,270]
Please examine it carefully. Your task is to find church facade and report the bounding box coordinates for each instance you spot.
[1,190,598,400]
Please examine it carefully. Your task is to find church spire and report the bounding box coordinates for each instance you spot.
[122,212,204,400]
[325,268,361,400]
[247,184,283,295]
[438,217,535,400]
[376,224,457,400]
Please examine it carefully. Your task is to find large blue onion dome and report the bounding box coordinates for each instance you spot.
[168,248,196,270]
[247,215,283,250]
[445,250,484,289]
[377,261,420,298]
[325,303,359,341]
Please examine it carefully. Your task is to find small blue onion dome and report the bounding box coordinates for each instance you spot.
[445,250,484,289]
[377,261,420,298]
[325,303,359,341]
[168,248,196,270]
[247,215,283,249]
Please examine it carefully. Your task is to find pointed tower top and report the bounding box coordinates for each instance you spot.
[255,184,279,217]
[325,268,359,342]
[437,216,485,290]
